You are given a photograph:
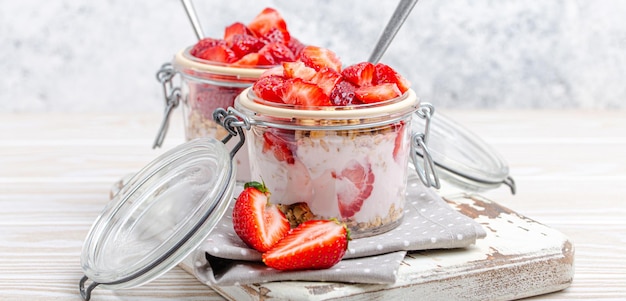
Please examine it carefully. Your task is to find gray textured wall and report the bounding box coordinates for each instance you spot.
[2,0,626,112]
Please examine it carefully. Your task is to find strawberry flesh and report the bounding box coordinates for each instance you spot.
[232,181,290,253]
[300,46,342,72]
[333,160,375,218]
[342,62,375,87]
[262,220,349,271]
[374,63,411,93]
[354,83,402,103]
[248,8,290,43]
[280,78,331,106]
[263,129,295,164]
[252,75,286,103]
[329,79,359,106]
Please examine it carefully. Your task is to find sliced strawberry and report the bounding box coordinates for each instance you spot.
[260,66,285,77]
[252,75,286,103]
[333,160,375,218]
[259,27,290,45]
[189,38,222,57]
[300,46,342,72]
[258,42,296,65]
[232,181,290,253]
[280,78,331,106]
[232,52,273,67]
[392,121,405,163]
[342,62,376,87]
[248,7,290,42]
[310,67,342,96]
[329,79,359,106]
[229,34,265,59]
[262,219,350,271]
[194,43,238,63]
[224,22,253,45]
[263,129,295,164]
[282,61,316,81]
[374,63,411,93]
[354,83,402,103]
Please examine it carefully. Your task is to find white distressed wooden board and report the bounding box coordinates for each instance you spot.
[186,193,574,301]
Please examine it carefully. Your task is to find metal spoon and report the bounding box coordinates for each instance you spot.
[181,0,205,40]
[368,0,419,64]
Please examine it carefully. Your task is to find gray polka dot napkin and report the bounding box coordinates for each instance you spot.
[187,180,485,286]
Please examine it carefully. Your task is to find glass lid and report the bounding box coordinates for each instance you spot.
[411,111,516,194]
[80,138,235,297]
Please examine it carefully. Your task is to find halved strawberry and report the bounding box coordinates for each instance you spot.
[224,22,254,45]
[232,181,290,252]
[280,78,331,106]
[374,63,411,93]
[354,83,402,103]
[263,129,295,164]
[248,7,290,43]
[232,52,273,67]
[258,42,296,65]
[310,67,342,96]
[282,61,316,81]
[341,62,376,87]
[252,75,286,103]
[300,46,342,72]
[189,38,222,57]
[333,160,375,218]
[329,79,359,106]
[194,43,238,63]
[262,219,350,271]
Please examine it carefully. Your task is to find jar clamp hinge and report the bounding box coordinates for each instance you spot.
[153,63,181,149]
[411,103,441,189]
[213,107,251,159]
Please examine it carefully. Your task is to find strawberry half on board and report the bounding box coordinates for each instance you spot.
[232,181,290,252]
[262,219,350,271]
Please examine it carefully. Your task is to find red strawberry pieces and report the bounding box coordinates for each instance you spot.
[189,7,300,66]
[248,7,290,43]
[232,181,290,253]
[262,129,295,164]
[251,46,411,107]
[262,219,350,271]
[300,46,342,72]
[333,160,375,218]
[281,78,331,106]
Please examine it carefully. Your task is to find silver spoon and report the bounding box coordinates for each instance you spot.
[181,0,205,40]
[368,0,419,64]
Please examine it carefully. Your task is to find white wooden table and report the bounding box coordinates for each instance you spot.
[1,110,625,300]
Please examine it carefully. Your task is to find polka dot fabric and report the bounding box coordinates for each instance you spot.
[191,181,485,286]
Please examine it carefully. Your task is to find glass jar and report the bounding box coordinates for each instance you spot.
[154,47,269,182]
[233,88,421,238]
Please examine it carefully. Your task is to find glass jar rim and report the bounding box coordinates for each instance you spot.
[172,47,272,78]
[235,87,420,123]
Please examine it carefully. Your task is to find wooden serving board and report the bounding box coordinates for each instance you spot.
[186,193,574,301]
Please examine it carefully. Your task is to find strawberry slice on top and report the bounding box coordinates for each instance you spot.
[262,219,350,271]
[232,181,290,253]
[341,62,376,87]
[300,46,342,72]
[248,7,290,43]
[354,83,402,104]
[333,160,375,218]
[374,63,411,93]
[280,78,332,106]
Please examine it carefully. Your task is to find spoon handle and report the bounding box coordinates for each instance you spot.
[181,0,205,41]
[368,0,419,64]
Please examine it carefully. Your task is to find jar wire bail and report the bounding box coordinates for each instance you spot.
[411,103,440,188]
[79,275,99,301]
[213,107,250,159]
[153,63,181,149]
